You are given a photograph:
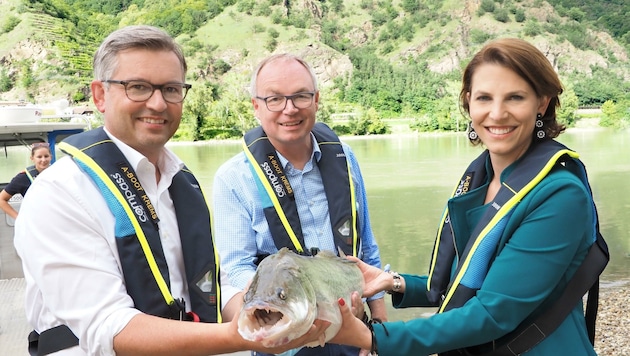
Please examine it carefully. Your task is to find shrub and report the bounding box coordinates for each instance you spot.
[1,15,21,34]
[480,0,496,13]
[494,8,510,23]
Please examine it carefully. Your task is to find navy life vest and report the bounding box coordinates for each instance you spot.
[427,139,602,311]
[243,122,359,257]
[58,127,221,322]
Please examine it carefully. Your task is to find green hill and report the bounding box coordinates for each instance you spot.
[1,0,628,137]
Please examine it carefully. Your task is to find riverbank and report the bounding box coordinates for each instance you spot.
[1,278,627,355]
[594,281,630,355]
[165,117,609,147]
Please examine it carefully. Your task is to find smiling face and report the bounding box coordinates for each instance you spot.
[91,49,185,163]
[252,57,319,153]
[31,146,51,172]
[467,63,550,167]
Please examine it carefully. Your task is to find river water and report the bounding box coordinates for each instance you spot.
[2,128,628,321]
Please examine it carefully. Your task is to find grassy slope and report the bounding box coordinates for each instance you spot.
[0,0,628,104]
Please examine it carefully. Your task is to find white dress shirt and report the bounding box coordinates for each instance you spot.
[14,129,189,355]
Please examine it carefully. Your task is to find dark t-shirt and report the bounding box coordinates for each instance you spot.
[4,171,33,197]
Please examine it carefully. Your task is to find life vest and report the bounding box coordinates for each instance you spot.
[242,122,359,257]
[426,139,600,313]
[58,127,221,322]
[24,165,39,182]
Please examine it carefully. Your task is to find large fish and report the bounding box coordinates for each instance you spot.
[237,247,364,348]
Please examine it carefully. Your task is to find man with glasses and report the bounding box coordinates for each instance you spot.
[213,53,387,356]
[15,27,327,356]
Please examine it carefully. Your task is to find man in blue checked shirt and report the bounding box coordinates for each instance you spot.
[213,53,387,356]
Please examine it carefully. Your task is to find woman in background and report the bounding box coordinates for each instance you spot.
[0,142,52,219]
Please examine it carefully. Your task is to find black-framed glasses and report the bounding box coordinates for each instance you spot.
[255,92,315,112]
[103,80,192,103]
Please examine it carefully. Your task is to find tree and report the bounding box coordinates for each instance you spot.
[348,108,390,135]
[494,8,510,23]
[557,88,579,127]
[600,99,630,130]
[523,19,542,36]
[401,0,420,13]
[0,68,13,92]
[179,83,214,141]
[479,0,496,14]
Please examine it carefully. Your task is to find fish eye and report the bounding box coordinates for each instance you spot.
[277,288,286,300]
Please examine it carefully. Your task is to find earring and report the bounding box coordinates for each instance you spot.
[535,113,545,140]
[467,122,478,141]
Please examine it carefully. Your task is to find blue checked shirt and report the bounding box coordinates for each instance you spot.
[212,133,384,302]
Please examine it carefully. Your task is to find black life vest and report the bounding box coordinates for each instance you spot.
[242,122,359,257]
[25,165,39,182]
[427,140,601,312]
[59,127,221,322]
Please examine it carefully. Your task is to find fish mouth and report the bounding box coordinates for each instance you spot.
[238,304,296,347]
[252,307,285,326]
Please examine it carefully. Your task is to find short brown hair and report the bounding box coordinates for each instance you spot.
[93,25,187,82]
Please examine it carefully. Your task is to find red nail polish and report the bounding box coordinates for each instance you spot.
[339,298,346,306]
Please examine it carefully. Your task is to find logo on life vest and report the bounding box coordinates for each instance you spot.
[261,161,286,198]
[261,154,293,198]
[111,166,158,223]
[455,173,473,197]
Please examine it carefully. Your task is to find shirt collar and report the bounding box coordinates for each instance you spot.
[103,127,184,176]
[276,132,322,170]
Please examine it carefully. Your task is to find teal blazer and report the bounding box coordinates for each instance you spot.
[375,161,596,355]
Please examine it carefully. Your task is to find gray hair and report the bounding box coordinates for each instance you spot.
[249,53,318,97]
[93,25,187,81]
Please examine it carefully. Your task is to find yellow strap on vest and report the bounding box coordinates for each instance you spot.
[242,137,305,253]
[58,141,175,307]
[427,185,458,292]
[25,169,35,182]
[438,149,579,312]
[320,140,360,256]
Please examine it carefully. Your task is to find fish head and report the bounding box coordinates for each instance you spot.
[238,250,318,347]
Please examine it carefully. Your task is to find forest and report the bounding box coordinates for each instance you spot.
[0,0,629,139]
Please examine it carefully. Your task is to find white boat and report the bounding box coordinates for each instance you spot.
[0,101,42,124]
[0,103,90,279]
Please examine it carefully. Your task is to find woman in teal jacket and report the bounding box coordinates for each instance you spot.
[330,38,602,355]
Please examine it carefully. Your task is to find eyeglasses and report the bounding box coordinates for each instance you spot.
[32,142,50,148]
[255,92,315,112]
[103,80,192,103]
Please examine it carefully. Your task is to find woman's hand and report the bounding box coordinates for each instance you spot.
[347,256,394,297]
[329,297,372,351]
[350,289,366,319]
